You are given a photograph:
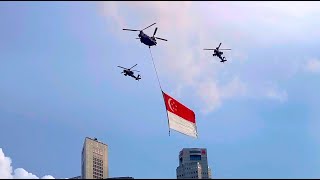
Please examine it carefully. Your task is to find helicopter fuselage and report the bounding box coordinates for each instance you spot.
[123,70,140,79]
[123,69,134,76]
[213,50,223,58]
[214,49,223,55]
[212,50,226,62]
[139,32,157,47]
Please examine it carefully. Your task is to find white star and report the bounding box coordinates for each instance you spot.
[172,103,178,111]
[168,98,178,112]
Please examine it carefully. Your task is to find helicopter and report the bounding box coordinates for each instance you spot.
[204,43,231,63]
[123,23,168,48]
[117,64,141,81]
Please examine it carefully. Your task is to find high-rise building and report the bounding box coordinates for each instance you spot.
[176,148,212,179]
[81,137,109,179]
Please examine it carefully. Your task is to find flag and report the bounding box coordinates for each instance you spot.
[162,91,198,138]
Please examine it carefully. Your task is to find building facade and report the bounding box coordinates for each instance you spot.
[81,137,109,179]
[176,148,212,179]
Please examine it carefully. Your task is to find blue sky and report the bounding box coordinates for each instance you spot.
[1,1,320,179]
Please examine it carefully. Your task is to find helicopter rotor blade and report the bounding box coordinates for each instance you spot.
[132,70,140,72]
[217,43,222,49]
[129,64,138,70]
[219,49,231,50]
[155,37,167,41]
[117,66,128,69]
[142,23,156,31]
[203,49,215,50]
[153,27,158,37]
[123,28,140,31]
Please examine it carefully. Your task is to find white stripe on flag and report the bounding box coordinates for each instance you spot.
[167,111,197,138]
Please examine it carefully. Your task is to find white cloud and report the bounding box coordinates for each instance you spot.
[0,148,55,179]
[100,2,320,112]
[12,168,39,179]
[305,59,320,73]
[266,88,288,103]
[41,175,55,179]
[170,84,183,99]
[197,77,247,114]
[197,80,222,114]
[0,148,12,179]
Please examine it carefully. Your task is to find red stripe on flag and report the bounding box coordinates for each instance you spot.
[162,91,195,124]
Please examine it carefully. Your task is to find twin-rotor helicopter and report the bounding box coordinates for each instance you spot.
[123,23,168,48]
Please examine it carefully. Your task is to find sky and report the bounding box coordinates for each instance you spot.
[1,1,320,179]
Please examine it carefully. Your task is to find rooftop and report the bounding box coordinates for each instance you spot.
[85,137,108,147]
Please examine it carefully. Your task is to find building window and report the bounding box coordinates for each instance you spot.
[189,150,201,153]
[190,155,201,161]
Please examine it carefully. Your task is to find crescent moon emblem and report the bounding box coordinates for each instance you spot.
[168,98,175,112]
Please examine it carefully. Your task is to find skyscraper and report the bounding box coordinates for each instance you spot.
[81,137,109,179]
[176,148,212,179]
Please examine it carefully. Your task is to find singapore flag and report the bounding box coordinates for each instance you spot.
[162,91,198,138]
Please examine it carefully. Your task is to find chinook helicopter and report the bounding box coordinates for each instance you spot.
[123,23,168,48]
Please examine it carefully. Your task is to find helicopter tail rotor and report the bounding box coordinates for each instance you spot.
[136,74,141,81]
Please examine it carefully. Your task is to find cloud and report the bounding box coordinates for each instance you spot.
[305,59,320,73]
[170,84,183,99]
[206,2,320,45]
[197,77,247,114]
[0,148,12,179]
[12,168,39,179]
[0,148,55,179]
[100,2,320,113]
[266,88,288,103]
[40,175,55,179]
